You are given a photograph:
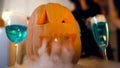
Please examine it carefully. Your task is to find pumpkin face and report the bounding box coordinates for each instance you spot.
[26,3,81,64]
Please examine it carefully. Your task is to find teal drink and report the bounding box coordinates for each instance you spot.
[91,22,109,51]
[5,25,27,44]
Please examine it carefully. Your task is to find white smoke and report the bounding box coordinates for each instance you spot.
[11,38,80,68]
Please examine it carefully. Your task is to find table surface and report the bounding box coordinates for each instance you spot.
[78,57,120,68]
[8,57,120,68]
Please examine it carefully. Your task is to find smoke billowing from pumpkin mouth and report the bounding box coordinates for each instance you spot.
[14,38,80,68]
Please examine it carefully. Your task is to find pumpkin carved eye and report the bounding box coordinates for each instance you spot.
[62,13,72,24]
[38,11,49,25]
[62,20,65,23]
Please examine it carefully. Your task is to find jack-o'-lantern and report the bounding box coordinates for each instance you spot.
[26,3,81,64]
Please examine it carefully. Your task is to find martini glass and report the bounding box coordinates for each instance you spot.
[2,11,27,66]
[90,15,109,62]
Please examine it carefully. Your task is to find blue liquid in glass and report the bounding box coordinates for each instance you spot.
[5,25,27,43]
[91,22,109,51]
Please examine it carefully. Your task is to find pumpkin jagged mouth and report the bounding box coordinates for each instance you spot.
[39,33,76,42]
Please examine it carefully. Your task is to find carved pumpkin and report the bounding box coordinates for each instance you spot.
[26,3,81,64]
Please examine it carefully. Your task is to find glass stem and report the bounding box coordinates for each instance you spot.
[103,49,108,63]
[15,44,18,64]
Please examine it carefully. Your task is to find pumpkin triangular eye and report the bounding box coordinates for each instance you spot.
[43,11,49,24]
[63,13,70,24]
[37,11,49,25]
[63,12,76,24]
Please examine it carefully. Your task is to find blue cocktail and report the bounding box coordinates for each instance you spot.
[90,15,109,62]
[2,11,27,67]
[91,22,109,51]
[6,25,27,44]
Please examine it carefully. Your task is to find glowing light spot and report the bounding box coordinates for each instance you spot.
[54,38,58,42]
[103,35,106,41]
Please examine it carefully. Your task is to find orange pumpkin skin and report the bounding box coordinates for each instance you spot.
[26,3,81,64]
